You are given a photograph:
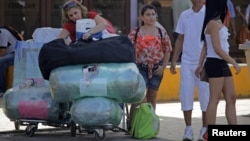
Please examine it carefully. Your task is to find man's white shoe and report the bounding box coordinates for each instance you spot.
[183,127,193,141]
[198,127,207,141]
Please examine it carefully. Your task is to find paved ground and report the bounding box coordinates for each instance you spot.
[0,97,250,141]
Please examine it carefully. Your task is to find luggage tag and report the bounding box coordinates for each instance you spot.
[80,64,108,96]
[13,79,36,91]
[82,64,98,85]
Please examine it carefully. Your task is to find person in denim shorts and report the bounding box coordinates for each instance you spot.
[137,62,163,90]
[128,4,172,129]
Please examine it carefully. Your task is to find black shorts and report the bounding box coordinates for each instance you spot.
[204,58,232,78]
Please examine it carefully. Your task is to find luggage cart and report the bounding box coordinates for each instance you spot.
[12,114,72,137]
[8,94,72,137]
[70,103,130,141]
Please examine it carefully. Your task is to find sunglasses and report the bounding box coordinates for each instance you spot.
[63,1,77,10]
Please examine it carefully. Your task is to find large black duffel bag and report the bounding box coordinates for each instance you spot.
[38,35,135,80]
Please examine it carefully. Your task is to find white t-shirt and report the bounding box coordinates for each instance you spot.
[0,28,18,54]
[175,5,205,64]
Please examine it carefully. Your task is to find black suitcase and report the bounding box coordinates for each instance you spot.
[38,35,135,80]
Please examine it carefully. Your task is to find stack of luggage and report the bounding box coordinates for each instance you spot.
[2,33,146,136]
[38,35,146,127]
[2,39,70,131]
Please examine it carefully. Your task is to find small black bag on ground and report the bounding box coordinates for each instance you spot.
[38,35,135,80]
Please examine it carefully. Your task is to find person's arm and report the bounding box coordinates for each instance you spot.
[58,28,70,45]
[0,29,8,56]
[198,43,207,67]
[155,49,171,76]
[208,21,241,74]
[236,6,246,22]
[0,48,7,57]
[163,31,173,66]
[195,42,207,78]
[128,28,137,45]
[58,28,70,40]
[83,14,108,39]
[155,31,172,76]
[162,50,171,68]
[170,34,184,74]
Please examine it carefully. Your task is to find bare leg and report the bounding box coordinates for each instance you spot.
[206,77,224,125]
[183,110,192,126]
[129,102,140,129]
[146,89,158,110]
[201,111,206,127]
[222,77,237,124]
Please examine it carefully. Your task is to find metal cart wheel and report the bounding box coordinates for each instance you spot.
[94,129,106,141]
[70,121,76,137]
[25,124,37,137]
[14,120,20,130]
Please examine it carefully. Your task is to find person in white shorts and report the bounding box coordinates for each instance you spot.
[170,0,209,141]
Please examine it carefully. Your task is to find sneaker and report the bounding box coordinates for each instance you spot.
[183,126,193,141]
[198,127,207,141]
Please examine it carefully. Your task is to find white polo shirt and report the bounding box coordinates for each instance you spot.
[175,5,205,64]
[0,28,17,54]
